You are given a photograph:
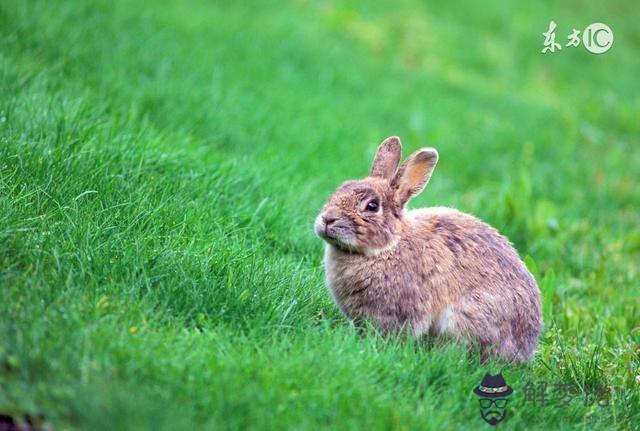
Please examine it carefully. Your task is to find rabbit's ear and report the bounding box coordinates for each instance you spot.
[370,136,402,179]
[391,148,438,208]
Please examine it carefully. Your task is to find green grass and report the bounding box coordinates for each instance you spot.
[1,0,639,429]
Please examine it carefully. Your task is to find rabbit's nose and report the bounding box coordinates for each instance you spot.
[323,211,339,226]
[323,215,337,226]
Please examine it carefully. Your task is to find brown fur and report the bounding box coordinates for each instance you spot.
[314,137,542,362]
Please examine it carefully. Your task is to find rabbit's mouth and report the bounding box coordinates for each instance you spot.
[322,234,360,253]
[320,226,354,245]
[314,214,357,249]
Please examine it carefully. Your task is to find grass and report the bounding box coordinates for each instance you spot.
[1,0,639,429]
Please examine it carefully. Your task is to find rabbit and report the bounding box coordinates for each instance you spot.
[314,136,542,362]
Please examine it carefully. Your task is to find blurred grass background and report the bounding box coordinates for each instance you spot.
[0,0,639,429]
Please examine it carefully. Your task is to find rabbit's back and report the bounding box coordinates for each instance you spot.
[411,207,542,359]
[409,207,538,297]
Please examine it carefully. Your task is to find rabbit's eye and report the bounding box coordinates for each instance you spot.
[366,199,380,212]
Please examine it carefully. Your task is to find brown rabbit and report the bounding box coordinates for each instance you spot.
[314,136,542,362]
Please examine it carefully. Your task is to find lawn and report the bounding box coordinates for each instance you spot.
[1,0,639,429]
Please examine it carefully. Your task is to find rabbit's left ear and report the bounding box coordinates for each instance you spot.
[370,136,402,179]
[391,148,438,208]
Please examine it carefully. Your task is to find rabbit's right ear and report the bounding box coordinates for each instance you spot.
[370,136,402,179]
[391,148,438,209]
